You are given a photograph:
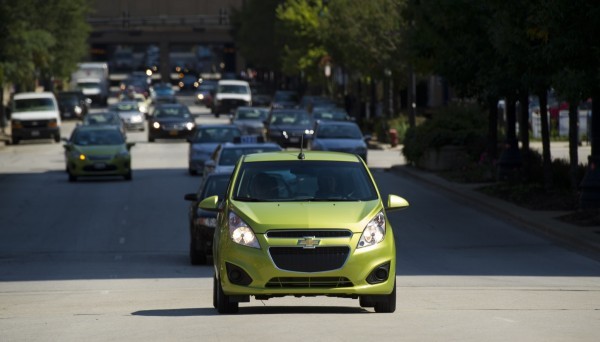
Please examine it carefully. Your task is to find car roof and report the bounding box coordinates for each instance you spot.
[221,142,281,150]
[218,80,249,86]
[14,92,56,100]
[74,125,122,132]
[242,151,360,163]
[316,120,358,127]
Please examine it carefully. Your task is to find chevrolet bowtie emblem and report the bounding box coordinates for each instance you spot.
[297,236,320,249]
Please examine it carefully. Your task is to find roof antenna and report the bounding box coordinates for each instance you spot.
[298,131,305,160]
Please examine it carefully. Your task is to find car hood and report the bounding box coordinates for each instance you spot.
[11,111,60,121]
[314,138,366,149]
[118,111,142,117]
[232,200,381,233]
[153,117,193,124]
[269,124,311,132]
[216,93,251,101]
[74,145,125,155]
[234,120,264,128]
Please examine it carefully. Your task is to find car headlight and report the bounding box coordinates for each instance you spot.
[131,115,143,123]
[304,129,314,135]
[153,122,160,129]
[229,211,260,249]
[357,211,386,248]
[186,122,195,130]
[74,106,82,114]
[70,151,86,161]
[282,131,288,138]
[197,94,204,100]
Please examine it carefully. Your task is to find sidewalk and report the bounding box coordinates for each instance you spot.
[368,140,600,260]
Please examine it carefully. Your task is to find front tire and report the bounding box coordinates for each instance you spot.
[374,280,396,313]
[124,170,132,181]
[189,236,207,265]
[215,274,238,314]
[68,172,77,182]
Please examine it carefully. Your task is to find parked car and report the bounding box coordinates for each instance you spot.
[203,140,282,175]
[265,108,314,148]
[57,91,89,120]
[184,172,232,265]
[230,106,269,138]
[188,124,242,175]
[199,150,409,313]
[148,104,196,142]
[63,125,134,182]
[212,80,252,117]
[9,92,61,145]
[310,120,369,162]
[109,101,146,131]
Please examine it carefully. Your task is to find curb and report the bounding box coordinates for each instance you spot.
[391,164,600,261]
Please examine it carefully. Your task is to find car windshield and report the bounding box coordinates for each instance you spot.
[274,92,298,102]
[72,129,124,146]
[218,84,249,94]
[110,103,138,112]
[232,161,378,202]
[235,108,267,121]
[201,175,231,199]
[316,124,363,139]
[13,98,56,112]
[192,127,241,143]
[77,82,100,89]
[313,110,348,121]
[270,111,311,125]
[83,113,121,125]
[198,83,216,91]
[154,106,191,118]
[218,146,281,166]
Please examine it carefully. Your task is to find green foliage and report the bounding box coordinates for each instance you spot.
[0,0,90,89]
[402,104,487,164]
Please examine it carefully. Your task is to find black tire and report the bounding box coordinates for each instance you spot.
[54,134,61,143]
[374,280,396,313]
[68,172,77,182]
[213,274,218,309]
[124,170,132,181]
[188,168,197,176]
[215,274,238,314]
[11,137,19,145]
[359,296,375,308]
[189,237,207,265]
[148,136,155,143]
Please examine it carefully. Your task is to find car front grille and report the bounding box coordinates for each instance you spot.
[269,246,349,272]
[265,277,353,288]
[82,164,118,172]
[267,230,352,238]
[22,119,51,128]
[87,155,113,161]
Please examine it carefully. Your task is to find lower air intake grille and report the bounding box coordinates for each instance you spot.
[269,246,349,272]
[265,277,353,288]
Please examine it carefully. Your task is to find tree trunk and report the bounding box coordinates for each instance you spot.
[538,90,553,191]
[568,101,579,191]
[487,96,499,161]
[519,90,530,153]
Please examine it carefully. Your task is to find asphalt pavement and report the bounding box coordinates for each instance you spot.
[369,141,600,261]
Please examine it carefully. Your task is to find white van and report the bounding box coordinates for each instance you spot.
[10,92,61,145]
[212,80,252,117]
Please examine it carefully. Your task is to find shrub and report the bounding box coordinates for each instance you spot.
[402,104,488,165]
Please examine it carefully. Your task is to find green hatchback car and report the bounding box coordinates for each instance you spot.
[199,151,409,313]
[64,125,135,182]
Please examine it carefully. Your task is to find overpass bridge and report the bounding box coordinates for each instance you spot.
[86,1,243,83]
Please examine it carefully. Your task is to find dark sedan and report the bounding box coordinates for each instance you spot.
[184,172,231,264]
[310,120,369,162]
[57,91,89,120]
[187,124,242,175]
[265,109,314,148]
[148,104,196,142]
[230,106,269,138]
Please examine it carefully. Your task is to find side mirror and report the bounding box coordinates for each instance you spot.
[184,193,198,201]
[63,143,72,151]
[363,134,372,143]
[126,142,136,150]
[199,195,220,211]
[385,194,409,212]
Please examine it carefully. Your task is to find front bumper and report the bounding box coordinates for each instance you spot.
[67,156,131,177]
[12,126,60,140]
[150,127,195,139]
[216,229,396,297]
